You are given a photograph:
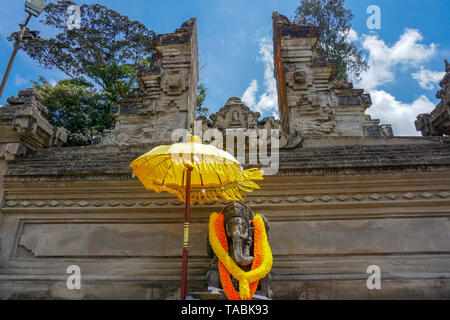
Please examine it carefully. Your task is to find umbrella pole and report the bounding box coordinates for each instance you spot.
[180,167,192,300]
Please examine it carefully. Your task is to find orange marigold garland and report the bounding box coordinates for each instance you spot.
[209,212,273,300]
[215,213,260,300]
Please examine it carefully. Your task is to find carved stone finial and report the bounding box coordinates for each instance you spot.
[196,97,303,150]
[6,88,48,116]
[0,89,68,162]
[201,97,271,131]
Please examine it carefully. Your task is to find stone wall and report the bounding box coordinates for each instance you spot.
[0,137,449,299]
[0,160,6,225]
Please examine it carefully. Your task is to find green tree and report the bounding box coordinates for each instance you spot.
[9,0,156,101]
[32,77,114,146]
[196,83,209,117]
[294,0,368,81]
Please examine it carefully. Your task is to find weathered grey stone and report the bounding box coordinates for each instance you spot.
[0,89,68,162]
[272,12,392,137]
[206,202,272,298]
[6,88,47,116]
[104,18,199,145]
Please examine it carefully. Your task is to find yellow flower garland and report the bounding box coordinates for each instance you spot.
[215,213,260,300]
[209,212,273,300]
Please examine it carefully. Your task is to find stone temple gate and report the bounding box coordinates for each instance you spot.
[0,13,449,299]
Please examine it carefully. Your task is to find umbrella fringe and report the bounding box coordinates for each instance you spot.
[131,155,264,205]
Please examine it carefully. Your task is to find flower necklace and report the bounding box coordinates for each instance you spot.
[209,212,273,300]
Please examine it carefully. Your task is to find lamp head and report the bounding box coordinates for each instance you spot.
[25,0,46,17]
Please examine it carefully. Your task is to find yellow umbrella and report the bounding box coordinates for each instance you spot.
[130,135,263,300]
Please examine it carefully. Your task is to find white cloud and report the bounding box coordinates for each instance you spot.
[340,28,358,43]
[367,90,436,136]
[359,28,437,91]
[411,68,445,90]
[241,37,278,115]
[357,28,440,136]
[242,79,258,108]
[49,78,58,87]
[14,75,30,87]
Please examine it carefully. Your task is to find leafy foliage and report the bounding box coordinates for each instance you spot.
[196,83,209,117]
[9,0,155,100]
[294,0,368,81]
[9,1,209,145]
[32,77,114,146]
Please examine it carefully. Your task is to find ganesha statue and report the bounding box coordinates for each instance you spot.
[207,201,273,300]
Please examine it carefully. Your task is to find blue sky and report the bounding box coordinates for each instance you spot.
[0,0,448,136]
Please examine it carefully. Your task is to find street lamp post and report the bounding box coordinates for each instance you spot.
[0,0,46,100]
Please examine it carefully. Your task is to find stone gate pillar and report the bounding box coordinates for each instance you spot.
[272,12,392,137]
[107,18,199,145]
